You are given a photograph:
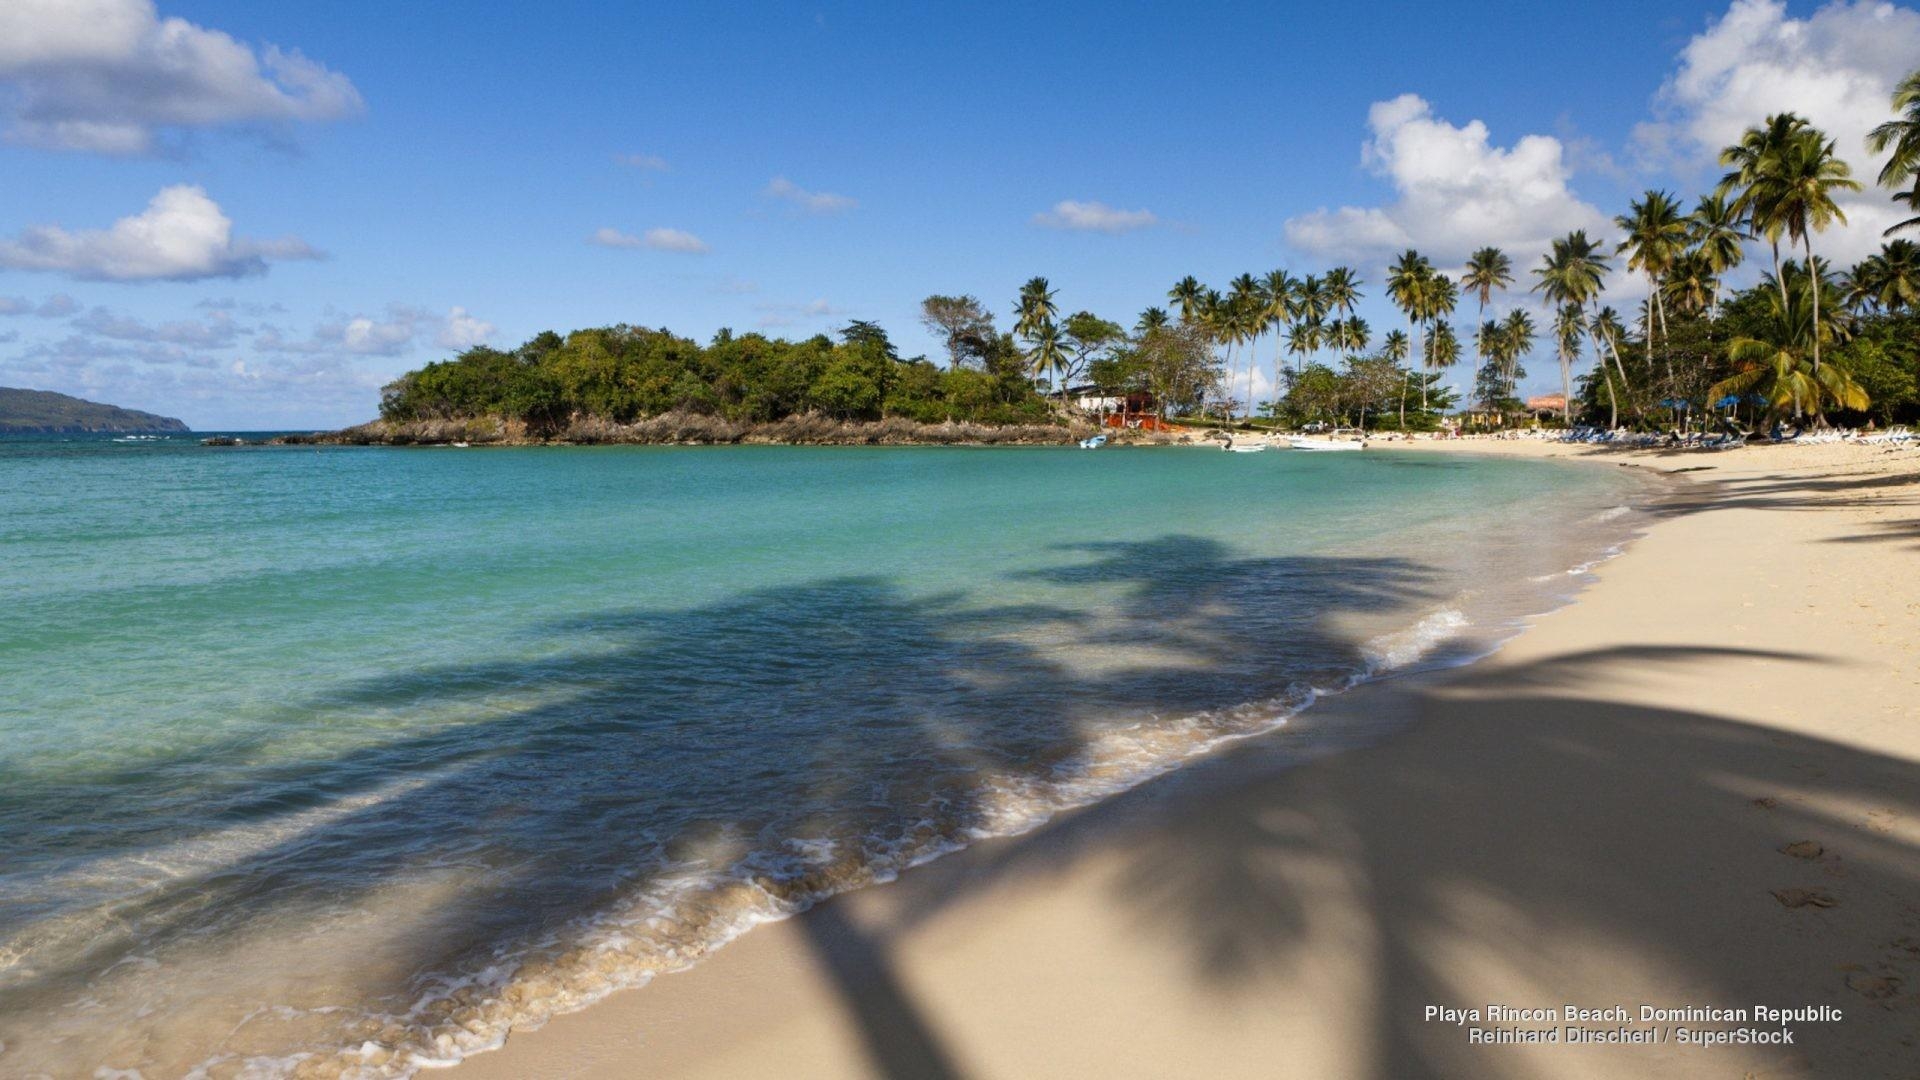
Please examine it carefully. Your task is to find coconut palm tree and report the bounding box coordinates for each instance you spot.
[1460,247,1513,322]
[1552,303,1583,422]
[1690,192,1747,318]
[1136,306,1170,332]
[1385,250,1432,403]
[1324,267,1362,321]
[1229,273,1263,418]
[1757,126,1860,373]
[1499,309,1536,401]
[1532,230,1629,425]
[1709,281,1867,421]
[1168,276,1204,324]
[1661,249,1717,320]
[1015,277,1058,340]
[1026,319,1070,393]
[1847,239,1920,312]
[1261,270,1297,405]
[1336,316,1370,357]
[1615,189,1691,382]
[1867,66,1920,237]
[1417,275,1459,412]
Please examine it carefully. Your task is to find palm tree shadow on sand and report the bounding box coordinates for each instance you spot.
[841,643,1920,1080]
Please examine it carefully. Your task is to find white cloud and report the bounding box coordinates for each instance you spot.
[436,306,495,349]
[590,226,709,253]
[615,151,668,171]
[1283,94,1609,265]
[764,176,857,214]
[71,305,242,347]
[1032,199,1160,234]
[1637,0,1920,264]
[0,0,362,154]
[0,185,323,282]
[255,304,494,357]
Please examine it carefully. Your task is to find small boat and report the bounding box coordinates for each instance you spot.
[1078,434,1108,450]
[1288,437,1364,452]
[451,441,471,448]
[1221,435,1266,453]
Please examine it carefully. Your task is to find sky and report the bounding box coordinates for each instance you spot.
[1,0,1917,429]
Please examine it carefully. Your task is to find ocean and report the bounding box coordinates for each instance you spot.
[0,435,1657,1077]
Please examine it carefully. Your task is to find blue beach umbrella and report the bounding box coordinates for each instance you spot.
[1713,395,1740,408]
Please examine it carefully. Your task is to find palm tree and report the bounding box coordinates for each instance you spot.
[1418,275,1458,412]
[1324,267,1362,321]
[1615,189,1691,385]
[1661,249,1717,320]
[1229,273,1263,419]
[1385,250,1432,409]
[1168,276,1204,324]
[1136,306,1170,332]
[1690,192,1747,318]
[1762,127,1860,373]
[1014,277,1057,340]
[1382,327,1411,427]
[1867,66,1920,237]
[1261,270,1297,407]
[1499,309,1536,401]
[1709,282,1867,421]
[1720,112,1812,310]
[1336,316,1370,357]
[1533,230,1629,425]
[1847,239,1920,312]
[1460,247,1513,320]
[1026,319,1070,394]
[1552,303,1583,422]
[1720,115,1861,373]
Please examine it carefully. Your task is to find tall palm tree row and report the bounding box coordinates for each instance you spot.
[1869,66,1920,238]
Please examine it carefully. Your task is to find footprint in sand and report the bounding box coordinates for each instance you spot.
[1845,973,1903,1001]
[1780,840,1824,859]
[1772,888,1838,909]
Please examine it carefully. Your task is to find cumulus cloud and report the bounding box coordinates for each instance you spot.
[589,226,709,253]
[255,304,494,356]
[1636,0,1920,263]
[1032,200,1159,233]
[1283,94,1609,265]
[0,185,323,282]
[0,0,363,155]
[615,151,668,171]
[436,306,495,349]
[764,176,857,214]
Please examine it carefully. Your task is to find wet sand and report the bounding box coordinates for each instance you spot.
[459,438,1920,1080]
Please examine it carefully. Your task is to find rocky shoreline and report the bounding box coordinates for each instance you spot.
[277,412,1159,447]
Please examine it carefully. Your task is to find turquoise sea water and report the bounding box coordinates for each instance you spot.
[0,436,1655,1077]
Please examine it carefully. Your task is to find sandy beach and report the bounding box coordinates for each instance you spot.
[452,439,1920,1080]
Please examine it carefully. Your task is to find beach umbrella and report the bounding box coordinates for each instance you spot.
[1713,395,1740,409]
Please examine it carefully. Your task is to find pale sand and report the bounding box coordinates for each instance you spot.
[460,440,1920,1080]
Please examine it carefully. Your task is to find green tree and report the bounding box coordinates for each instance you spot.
[1867,66,1920,237]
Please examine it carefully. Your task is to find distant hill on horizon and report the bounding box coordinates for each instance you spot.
[0,387,189,434]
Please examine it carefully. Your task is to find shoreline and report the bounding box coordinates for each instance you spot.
[453,438,1920,1080]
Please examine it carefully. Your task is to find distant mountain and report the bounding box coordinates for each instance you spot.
[0,387,189,433]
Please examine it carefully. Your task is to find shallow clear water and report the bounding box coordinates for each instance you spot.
[0,436,1655,1077]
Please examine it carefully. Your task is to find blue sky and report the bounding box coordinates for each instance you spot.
[2,0,1917,428]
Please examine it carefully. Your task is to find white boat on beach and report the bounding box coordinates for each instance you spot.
[1220,436,1267,453]
[1079,434,1107,449]
[1287,437,1364,452]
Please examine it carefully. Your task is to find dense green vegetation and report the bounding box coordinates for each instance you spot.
[0,387,187,433]
[380,322,1059,429]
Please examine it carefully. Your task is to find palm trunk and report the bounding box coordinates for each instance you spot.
[1560,346,1572,423]
[1804,236,1822,376]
